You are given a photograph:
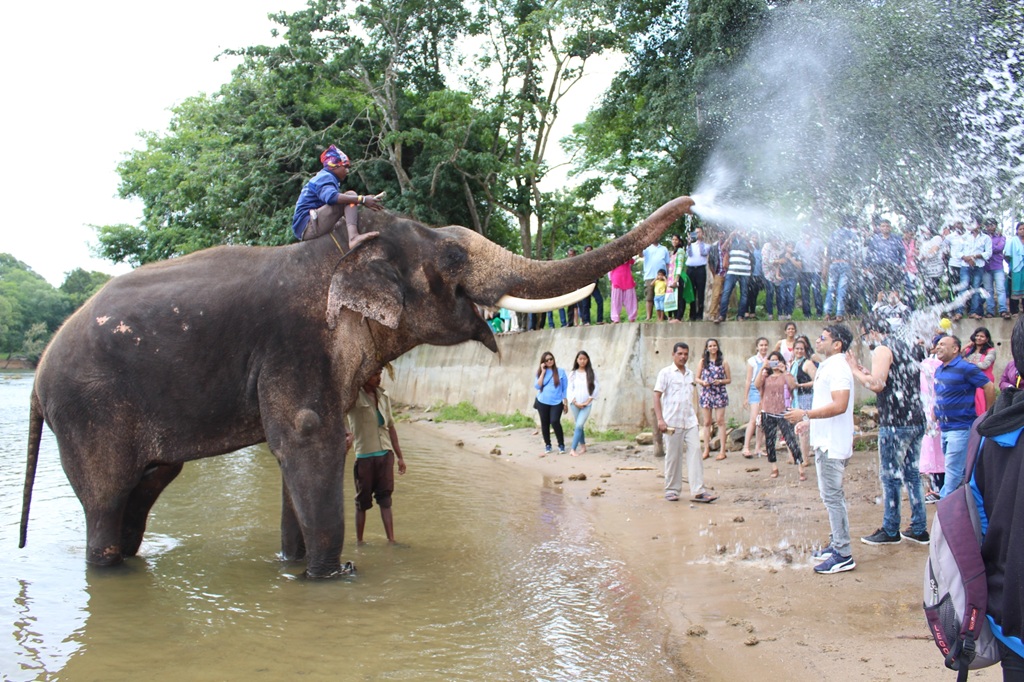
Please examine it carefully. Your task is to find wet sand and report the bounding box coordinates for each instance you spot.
[403,416,1001,681]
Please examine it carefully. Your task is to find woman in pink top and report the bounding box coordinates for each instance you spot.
[609,258,638,322]
[755,351,805,481]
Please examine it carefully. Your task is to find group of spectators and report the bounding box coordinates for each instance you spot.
[512,216,1024,330]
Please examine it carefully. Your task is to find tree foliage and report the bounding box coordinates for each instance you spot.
[96,0,520,266]
[571,0,1023,228]
[0,256,109,357]
[92,0,1021,270]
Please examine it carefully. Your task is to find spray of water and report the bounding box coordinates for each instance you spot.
[688,1,1023,231]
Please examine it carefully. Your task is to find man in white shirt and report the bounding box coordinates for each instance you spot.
[685,228,710,321]
[641,240,671,321]
[945,221,966,319]
[785,324,855,573]
[960,219,993,319]
[654,342,717,503]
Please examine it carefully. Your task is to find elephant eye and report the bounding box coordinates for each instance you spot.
[439,244,467,271]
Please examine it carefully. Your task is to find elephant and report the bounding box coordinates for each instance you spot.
[20,195,694,577]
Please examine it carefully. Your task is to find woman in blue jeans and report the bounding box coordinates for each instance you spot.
[566,351,600,457]
[534,351,568,455]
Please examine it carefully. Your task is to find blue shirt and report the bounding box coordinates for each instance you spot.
[642,244,670,281]
[935,355,990,430]
[291,169,341,239]
[535,368,568,406]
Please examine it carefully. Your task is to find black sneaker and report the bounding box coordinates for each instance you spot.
[860,528,902,546]
[900,529,930,545]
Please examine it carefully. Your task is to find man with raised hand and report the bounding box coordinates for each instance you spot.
[848,315,929,547]
[786,324,856,574]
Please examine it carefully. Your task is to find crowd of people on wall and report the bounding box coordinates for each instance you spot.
[499,216,1024,330]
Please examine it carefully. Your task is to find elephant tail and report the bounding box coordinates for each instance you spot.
[20,391,44,549]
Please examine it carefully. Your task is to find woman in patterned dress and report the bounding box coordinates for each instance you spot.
[696,338,732,460]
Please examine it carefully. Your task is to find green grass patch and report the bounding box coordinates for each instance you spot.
[432,401,536,429]
[431,401,631,441]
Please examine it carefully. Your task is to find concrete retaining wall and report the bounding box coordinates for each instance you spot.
[389,319,1016,431]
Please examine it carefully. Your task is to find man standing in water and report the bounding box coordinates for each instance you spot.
[654,342,717,503]
[847,315,929,546]
[345,369,407,544]
[785,324,856,573]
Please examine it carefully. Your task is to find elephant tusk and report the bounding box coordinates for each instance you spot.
[496,284,596,313]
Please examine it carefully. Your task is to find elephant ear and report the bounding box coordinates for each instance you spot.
[326,249,405,330]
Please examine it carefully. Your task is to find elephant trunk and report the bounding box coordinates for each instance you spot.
[456,196,694,305]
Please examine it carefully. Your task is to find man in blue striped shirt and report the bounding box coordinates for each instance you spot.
[934,335,995,497]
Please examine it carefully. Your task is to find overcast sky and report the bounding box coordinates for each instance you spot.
[0,1,307,285]
[0,2,620,287]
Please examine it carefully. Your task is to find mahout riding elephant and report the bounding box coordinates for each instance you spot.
[21,196,694,577]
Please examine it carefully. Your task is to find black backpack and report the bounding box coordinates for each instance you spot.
[923,416,1001,681]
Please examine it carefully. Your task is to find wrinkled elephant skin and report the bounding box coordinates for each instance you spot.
[21,197,693,578]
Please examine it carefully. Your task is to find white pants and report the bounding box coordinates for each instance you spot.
[663,426,703,497]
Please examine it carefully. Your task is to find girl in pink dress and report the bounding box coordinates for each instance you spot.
[608,258,638,322]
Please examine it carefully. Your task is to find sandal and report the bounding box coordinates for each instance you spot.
[1003,312,1012,320]
[742,450,753,459]
[715,453,727,461]
[702,451,711,460]
[692,492,719,503]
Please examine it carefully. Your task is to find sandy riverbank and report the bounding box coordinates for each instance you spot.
[401,415,999,681]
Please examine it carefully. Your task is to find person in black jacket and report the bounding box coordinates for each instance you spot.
[972,314,1024,677]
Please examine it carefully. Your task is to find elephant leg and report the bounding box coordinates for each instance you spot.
[280,482,306,561]
[277,451,346,578]
[120,463,184,557]
[83,502,129,566]
[58,439,140,566]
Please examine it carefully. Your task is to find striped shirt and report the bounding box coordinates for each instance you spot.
[727,245,752,276]
[935,355,990,430]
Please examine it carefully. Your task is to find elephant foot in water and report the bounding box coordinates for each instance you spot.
[305,561,356,579]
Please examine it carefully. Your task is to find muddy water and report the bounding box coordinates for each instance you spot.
[0,373,676,681]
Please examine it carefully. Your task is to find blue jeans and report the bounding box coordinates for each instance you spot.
[959,265,985,315]
[815,448,851,557]
[878,424,927,535]
[546,308,568,328]
[577,285,604,324]
[780,278,797,315]
[569,403,592,451]
[824,262,851,316]
[939,428,971,497]
[764,280,780,316]
[983,268,1008,314]
[718,274,749,320]
[800,272,823,316]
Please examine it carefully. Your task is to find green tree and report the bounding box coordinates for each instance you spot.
[572,0,1021,227]
[0,254,70,354]
[60,268,113,309]
[95,0,515,264]
[468,0,617,258]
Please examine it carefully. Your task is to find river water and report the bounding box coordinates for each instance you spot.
[0,372,677,681]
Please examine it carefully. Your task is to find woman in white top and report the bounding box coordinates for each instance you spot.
[567,350,600,456]
[742,337,770,458]
[775,321,798,364]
